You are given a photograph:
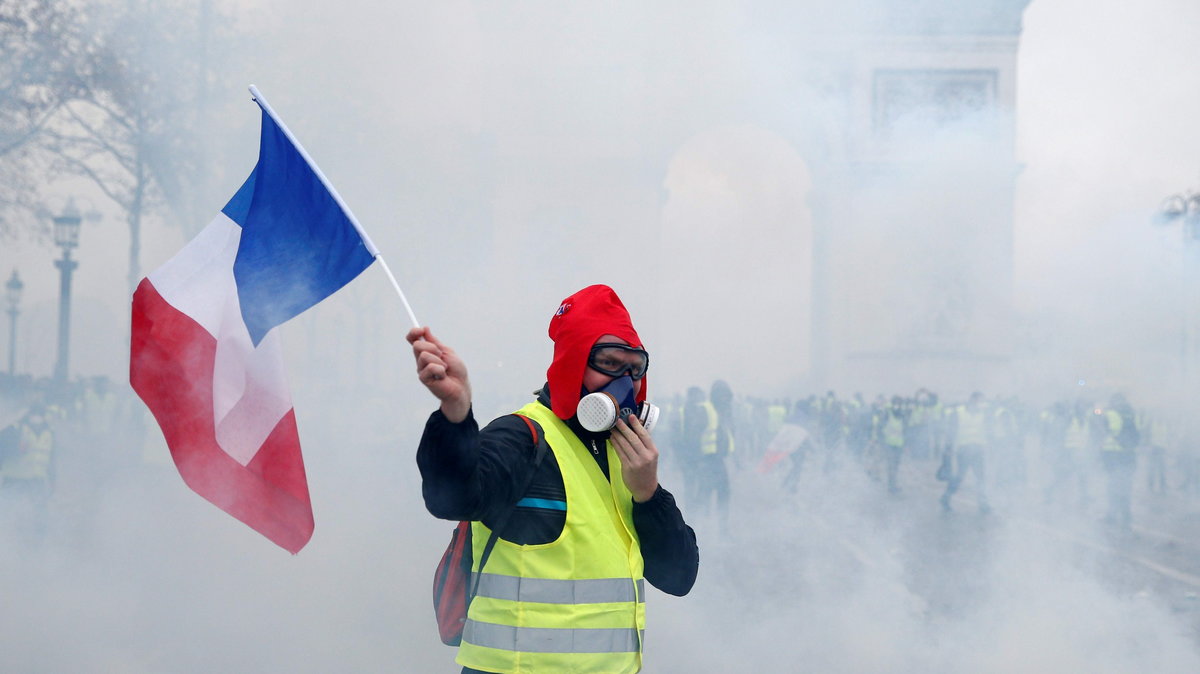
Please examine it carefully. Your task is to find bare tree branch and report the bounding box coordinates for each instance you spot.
[0,100,65,156]
[42,144,129,208]
[57,102,138,172]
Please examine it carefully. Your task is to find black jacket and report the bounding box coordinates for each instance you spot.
[417,385,698,596]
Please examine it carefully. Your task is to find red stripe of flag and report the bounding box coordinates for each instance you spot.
[131,279,314,553]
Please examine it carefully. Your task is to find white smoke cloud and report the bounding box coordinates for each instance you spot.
[3,0,1200,671]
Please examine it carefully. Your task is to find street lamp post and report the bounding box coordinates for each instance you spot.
[1156,191,1200,414]
[52,199,82,386]
[5,269,23,376]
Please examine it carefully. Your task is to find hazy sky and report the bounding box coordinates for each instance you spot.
[3,0,1198,401]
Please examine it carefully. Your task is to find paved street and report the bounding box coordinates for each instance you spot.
[650,449,1200,672]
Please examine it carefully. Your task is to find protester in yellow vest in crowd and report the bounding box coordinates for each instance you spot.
[758,398,787,460]
[766,402,787,445]
[1063,402,1093,456]
[990,400,1025,493]
[845,393,872,460]
[699,399,719,456]
[940,392,992,513]
[815,391,846,469]
[1043,400,1092,508]
[694,380,734,536]
[0,403,55,537]
[81,376,120,436]
[2,405,54,484]
[877,396,907,495]
[409,285,697,674]
[1099,393,1139,530]
[909,388,940,459]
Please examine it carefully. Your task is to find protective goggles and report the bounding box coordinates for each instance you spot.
[588,344,650,380]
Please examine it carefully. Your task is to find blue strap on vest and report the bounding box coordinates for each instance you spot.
[515,497,567,511]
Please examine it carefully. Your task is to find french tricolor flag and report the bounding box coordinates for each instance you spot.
[130,90,377,553]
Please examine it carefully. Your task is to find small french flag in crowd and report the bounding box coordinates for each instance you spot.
[130,88,378,553]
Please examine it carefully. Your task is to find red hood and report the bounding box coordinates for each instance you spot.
[546,285,646,420]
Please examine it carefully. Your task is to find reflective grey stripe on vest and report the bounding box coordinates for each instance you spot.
[463,620,644,654]
[473,573,644,604]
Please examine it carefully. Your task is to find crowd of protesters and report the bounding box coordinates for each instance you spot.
[6,369,1199,540]
[0,372,138,540]
[660,383,1200,532]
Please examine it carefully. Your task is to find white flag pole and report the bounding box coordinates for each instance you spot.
[247,85,421,329]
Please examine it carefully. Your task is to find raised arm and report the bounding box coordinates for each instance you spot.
[406,326,472,423]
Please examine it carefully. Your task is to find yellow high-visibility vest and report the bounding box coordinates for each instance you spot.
[3,424,53,481]
[883,409,905,447]
[1064,417,1090,450]
[910,405,927,426]
[955,406,988,448]
[1102,409,1134,452]
[699,401,719,455]
[767,405,786,437]
[458,402,646,674]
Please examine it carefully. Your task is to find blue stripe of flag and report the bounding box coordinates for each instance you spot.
[224,109,375,346]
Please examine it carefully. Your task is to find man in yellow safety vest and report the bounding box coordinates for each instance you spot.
[409,284,698,674]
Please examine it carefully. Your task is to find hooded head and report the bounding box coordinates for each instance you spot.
[1109,392,1131,413]
[547,284,645,420]
[710,379,733,411]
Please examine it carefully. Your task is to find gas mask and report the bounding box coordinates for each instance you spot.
[576,375,659,434]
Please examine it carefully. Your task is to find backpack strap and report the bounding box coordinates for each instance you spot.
[469,413,551,600]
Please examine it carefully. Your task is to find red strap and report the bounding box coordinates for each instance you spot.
[516,414,539,445]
